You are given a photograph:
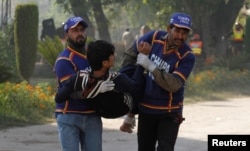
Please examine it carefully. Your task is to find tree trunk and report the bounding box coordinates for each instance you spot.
[211,0,245,55]
[68,0,96,40]
[89,0,112,43]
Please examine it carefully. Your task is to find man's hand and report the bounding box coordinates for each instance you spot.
[138,41,151,55]
[136,53,156,72]
[99,80,115,93]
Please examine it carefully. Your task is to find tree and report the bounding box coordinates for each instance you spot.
[14,4,39,82]
[186,0,245,56]
[103,0,246,56]
[55,0,127,42]
[89,0,111,42]
[134,0,245,56]
[55,0,246,57]
[55,0,94,39]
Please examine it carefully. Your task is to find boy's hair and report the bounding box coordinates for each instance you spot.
[87,40,115,70]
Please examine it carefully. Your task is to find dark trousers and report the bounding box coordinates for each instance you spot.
[137,112,182,151]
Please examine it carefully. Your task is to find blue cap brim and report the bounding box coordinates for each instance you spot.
[173,23,192,31]
[70,21,88,29]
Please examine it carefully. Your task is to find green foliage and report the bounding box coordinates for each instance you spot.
[38,36,64,66]
[0,24,18,82]
[14,4,39,82]
[0,24,15,68]
[213,52,250,70]
[0,81,55,129]
[186,67,250,99]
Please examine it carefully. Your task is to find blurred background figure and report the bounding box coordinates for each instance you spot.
[139,25,151,36]
[122,28,135,50]
[231,22,245,56]
[222,22,245,56]
[190,34,203,56]
[189,33,206,72]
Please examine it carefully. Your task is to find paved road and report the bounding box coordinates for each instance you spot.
[0,97,249,151]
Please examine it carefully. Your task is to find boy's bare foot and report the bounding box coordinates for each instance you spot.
[120,114,135,133]
[120,122,133,133]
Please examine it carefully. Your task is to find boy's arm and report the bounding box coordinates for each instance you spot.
[55,72,115,102]
[115,65,144,95]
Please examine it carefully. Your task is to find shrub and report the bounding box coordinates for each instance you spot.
[37,36,64,66]
[186,67,250,98]
[0,81,55,129]
[14,4,39,82]
[0,24,21,82]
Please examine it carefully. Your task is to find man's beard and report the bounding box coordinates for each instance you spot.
[68,36,87,48]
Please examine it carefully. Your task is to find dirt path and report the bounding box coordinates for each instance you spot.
[1,97,250,151]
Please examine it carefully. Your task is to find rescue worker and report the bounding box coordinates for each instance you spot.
[231,22,244,56]
[189,33,205,72]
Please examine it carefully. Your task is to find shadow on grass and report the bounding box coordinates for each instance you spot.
[0,116,31,130]
[0,115,54,130]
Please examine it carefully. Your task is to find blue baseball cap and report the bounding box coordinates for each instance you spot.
[64,16,88,32]
[169,13,192,30]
